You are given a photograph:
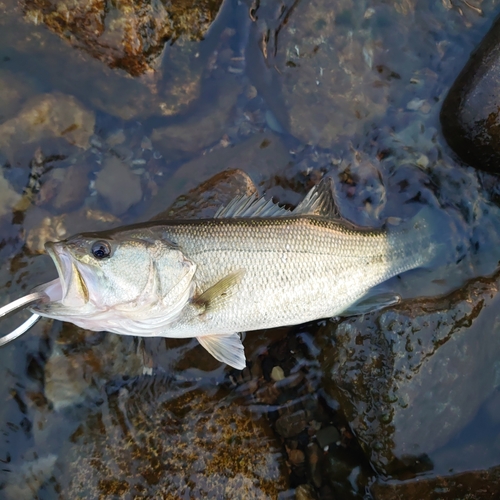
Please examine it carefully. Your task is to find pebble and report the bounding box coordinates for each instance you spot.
[271,365,285,382]
[316,426,341,450]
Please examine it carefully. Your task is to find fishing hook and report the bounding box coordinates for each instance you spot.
[0,292,49,346]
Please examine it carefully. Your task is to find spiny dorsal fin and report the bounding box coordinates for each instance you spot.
[293,177,340,218]
[214,193,291,218]
[194,270,245,312]
[214,177,339,219]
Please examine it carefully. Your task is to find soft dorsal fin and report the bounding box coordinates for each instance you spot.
[293,177,339,218]
[214,177,339,219]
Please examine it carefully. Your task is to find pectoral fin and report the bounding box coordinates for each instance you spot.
[194,270,245,312]
[197,333,246,370]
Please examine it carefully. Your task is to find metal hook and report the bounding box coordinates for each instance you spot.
[0,291,49,346]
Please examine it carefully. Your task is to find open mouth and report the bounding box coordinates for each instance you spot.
[32,242,89,306]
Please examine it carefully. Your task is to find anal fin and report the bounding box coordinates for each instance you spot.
[197,333,246,370]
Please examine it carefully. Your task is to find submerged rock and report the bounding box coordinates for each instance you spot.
[441,15,500,174]
[0,171,21,219]
[20,0,223,77]
[95,156,143,215]
[151,76,242,161]
[144,130,291,219]
[0,93,95,160]
[57,381,288,498]
[319,269,500,476]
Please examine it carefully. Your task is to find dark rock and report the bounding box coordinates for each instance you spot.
[325,446,371,500]
[276,410,308,438]
[319,269,500,476]
[316,426,340,450]
[371,465,500,500]
[441,15,500,174]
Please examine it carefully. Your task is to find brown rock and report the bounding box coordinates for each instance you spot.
[275,410,308,438]
[57,384,289,497]
[288,448,305,466]
[21,0,223,77]
[0,93,95,160]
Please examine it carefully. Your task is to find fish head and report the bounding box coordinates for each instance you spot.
[32,230,196,323]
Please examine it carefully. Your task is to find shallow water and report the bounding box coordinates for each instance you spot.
[1,0,500,498]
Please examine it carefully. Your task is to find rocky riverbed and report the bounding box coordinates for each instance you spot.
[2,0,500,499]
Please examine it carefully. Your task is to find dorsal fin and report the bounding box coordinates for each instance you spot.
[214,177,339,219]
[214,193,291,218]
[293,177,339,218]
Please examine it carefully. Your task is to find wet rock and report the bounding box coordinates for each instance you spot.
[57,381,289,498]
[44,332,147,411]
[441,14,500,174]
[0,70,37,122]
[151,77,242,161]
[0,93,95,160]
[24,206,120,254]
[288,448,305,466]
[95,156,143,215]
[20,0,223,77]
[371,465,500,500]
[316,426,340,450]
[144,130,292,219]
[151,168,257,220]
[324,446,370,499]
[0,1,229,121]
[276,410,308,438]
[319,269,500,476]
[247,0,493,157]
[2,454,57,500]
[295,483,318,500]
[306,442,323,488]
[0,171,21,218]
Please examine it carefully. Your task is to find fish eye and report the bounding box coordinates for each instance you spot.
[91,240,111,259]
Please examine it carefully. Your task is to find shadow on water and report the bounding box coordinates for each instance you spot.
[1,0,500,498]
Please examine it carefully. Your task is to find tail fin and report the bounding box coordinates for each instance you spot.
[388,205,462,271]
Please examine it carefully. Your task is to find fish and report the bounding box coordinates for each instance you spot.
[30,179,449,370]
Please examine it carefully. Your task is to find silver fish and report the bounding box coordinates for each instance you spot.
[31,180,446,369]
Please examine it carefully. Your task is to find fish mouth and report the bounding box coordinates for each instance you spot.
[33,242,89,307]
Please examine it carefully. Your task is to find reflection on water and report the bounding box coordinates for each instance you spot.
[1,0,500,498]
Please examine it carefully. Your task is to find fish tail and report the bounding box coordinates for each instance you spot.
[389,205,459,271]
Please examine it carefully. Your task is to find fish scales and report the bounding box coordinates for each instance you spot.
[155,215,430,337]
